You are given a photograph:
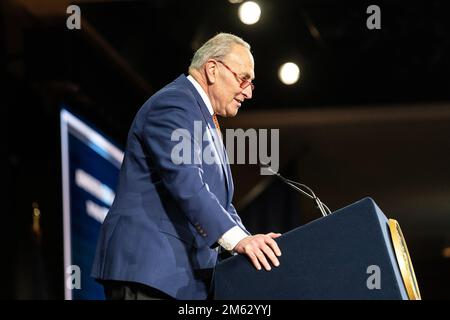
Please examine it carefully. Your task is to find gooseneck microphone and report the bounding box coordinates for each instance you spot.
[259,162,331,217]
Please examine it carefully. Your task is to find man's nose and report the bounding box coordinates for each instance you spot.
[242,85,253,99]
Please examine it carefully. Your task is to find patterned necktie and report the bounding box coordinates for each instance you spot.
[212,114,223,140]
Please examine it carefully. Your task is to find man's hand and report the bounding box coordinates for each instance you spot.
[233,233,282,271]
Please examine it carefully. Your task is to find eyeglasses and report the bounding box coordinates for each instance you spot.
[216,60,255,91]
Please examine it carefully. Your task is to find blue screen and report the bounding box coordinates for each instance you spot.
[60,108,123,300]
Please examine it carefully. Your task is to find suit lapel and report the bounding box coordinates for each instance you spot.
[181,75,232,202]
[221,140,234,196]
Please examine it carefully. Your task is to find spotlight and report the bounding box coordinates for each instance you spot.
[278,62,301,85]
[443,247,450,258]
[238,1,261,25]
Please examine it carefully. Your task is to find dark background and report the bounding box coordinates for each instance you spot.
[3,0,450,299]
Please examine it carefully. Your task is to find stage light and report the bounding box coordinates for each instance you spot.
[443,247,450,258]
[278,62,300,85]
[238,1,261,25]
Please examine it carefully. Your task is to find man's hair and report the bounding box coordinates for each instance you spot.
[189,33,250,71]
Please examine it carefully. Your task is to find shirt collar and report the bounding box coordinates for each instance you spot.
[187,75,214,116]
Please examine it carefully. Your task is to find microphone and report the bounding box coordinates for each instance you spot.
[259,162,331,217]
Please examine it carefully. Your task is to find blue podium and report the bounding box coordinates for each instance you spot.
[214,198,421,300]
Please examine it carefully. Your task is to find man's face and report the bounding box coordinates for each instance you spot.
[209,45,255,117]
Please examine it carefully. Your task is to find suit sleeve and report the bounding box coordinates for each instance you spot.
[228,203,250,235]
[141,90,240,248]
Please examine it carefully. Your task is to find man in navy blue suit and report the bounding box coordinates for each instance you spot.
[92,33,282,300]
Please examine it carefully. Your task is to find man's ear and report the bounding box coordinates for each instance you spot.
[204,60,217,85]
